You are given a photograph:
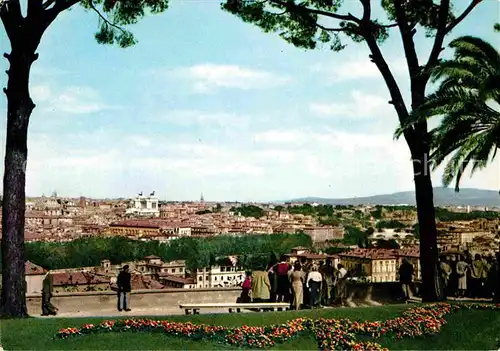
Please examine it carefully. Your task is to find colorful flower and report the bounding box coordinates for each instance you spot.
[54,302,500,349]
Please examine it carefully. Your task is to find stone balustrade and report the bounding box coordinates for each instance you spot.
[26,282,415,316]
[27,288,241,316]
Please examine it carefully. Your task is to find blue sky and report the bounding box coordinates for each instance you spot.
[0,0,499,201]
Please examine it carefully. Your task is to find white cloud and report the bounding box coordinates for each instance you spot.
[31,85,118,114]
[253,129,307,145]
[310,90,392,119]
[0,124,496,201]
[30,66,69,77]
[311,57,407,82]
[170,63,291,93]
[158,110,248,128]
[31,85,52,102]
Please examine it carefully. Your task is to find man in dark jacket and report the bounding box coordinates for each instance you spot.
[117,265,132,311]
[41,272,58,316]
[399,258,414,301]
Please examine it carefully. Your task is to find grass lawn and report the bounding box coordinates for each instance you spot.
[1,304,499,350]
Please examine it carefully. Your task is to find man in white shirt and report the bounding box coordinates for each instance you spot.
[306,265,322,308]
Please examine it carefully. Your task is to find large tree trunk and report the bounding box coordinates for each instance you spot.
[412,145,443,302]
[0,47,37,318]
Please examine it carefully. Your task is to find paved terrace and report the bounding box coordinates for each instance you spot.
[27,284,494,319]
[28,288,242,318]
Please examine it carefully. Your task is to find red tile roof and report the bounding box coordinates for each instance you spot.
[110,220,190,229]
[340,248,421,260]
[25,261,47,275]
[157,273,195,285]
[51,272,110,286]
[131,274,164,290]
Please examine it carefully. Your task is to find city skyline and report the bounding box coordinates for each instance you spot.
[0,0,498,202]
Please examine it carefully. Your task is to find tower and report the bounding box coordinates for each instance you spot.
[200,192,204,203]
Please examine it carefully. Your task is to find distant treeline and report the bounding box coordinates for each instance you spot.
[435,208,500,221]
[4,233,312,271]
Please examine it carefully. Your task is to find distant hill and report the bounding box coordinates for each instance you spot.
[284,188,500,207]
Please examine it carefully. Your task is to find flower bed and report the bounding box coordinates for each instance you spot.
[55,303,500,350]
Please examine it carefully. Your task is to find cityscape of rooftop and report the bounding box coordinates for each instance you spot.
[0,1,498,202]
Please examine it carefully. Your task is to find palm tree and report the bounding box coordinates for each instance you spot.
[397,31,500,192]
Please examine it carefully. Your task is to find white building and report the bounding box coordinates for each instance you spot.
[126,193,160,217]
[196,264,246,288]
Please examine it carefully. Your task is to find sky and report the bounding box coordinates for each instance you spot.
[0,0,499,202]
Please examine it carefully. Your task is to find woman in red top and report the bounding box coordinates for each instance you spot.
[239,271,252,303]
[274,255,292,303]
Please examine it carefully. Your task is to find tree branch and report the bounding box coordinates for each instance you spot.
[45,0,81,20]
[425,0,450,71]
[86,0,127,34]
[359,0,370,22]
[269,0,360,23]
[380,22,398,28]
[393,0,422,111]
[315,22,346,32]
[1,0,23,43]
[358,0,414,148]
[445,0,481,34]
[28,0,44,18]
[42,0,57,9]
[393,0,419,77]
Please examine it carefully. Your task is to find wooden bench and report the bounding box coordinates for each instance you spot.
[179,302,290,315]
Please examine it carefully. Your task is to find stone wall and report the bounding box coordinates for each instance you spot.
[27,288,241,316]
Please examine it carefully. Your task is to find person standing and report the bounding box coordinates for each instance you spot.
[306,265,322,308]
[439,258,452,298]
[470,254,485,298]
[321,259,335,306]
[238,271,252,303]
[456,255,469,298]
[117,265,132,312]
[41,272,58,316]
[494,252,500,303]
[251,263,271,303]
[398,258,414,301]
[290,261,304,310]
[337,264,348,306]
[273,256,292,303]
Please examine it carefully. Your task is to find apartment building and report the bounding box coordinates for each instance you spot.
[339,248,421,283]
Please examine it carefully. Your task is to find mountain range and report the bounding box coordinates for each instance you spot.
[284,188,500,207]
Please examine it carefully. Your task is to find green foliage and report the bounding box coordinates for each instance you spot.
[196,209,212,215]
[375,220,407,229]
[381,0,455,32]
[435,208,500,221]
[375,238,400,249]
[343,225,367,246]
[323,245,348,255]
[79,0,169,48]
[222,0,348,51]
[230,205,266,218]
[288,204,334,216]
[221,0,462,57]
[383,205,417,212]
[396,36,500,192]
[319,217,340,226]
[370,208,383,219]
[213,204,223,213]
[20,233,312,271]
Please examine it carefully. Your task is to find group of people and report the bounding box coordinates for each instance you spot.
[239,255,349,310]
[398,251,500,302]
[439,252,500,300]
